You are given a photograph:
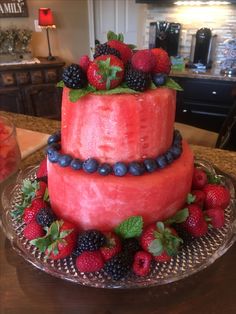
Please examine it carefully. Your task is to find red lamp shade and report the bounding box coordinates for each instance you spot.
[38,8,54,27]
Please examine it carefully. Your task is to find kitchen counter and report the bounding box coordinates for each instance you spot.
[1,112,236,314]
[170,67,236,82]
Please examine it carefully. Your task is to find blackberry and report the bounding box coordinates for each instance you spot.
[73,230,106,256]
[122,238,141,256]
[36,207,56,227]
[93,43,121,59]
[103,251,133,280]
[62,64,87,89]
[124,66,151,92]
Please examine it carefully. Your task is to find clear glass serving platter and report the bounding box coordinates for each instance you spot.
[0,159,236,289]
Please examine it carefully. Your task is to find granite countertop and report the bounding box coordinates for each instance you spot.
[170,68,236,82]
[1,111,236,179]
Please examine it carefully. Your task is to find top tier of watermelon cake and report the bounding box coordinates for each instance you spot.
[47,32,194,231]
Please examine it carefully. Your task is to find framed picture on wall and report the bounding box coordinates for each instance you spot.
[0,0,28,18]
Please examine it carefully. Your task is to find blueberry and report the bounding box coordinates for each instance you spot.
[128,162,146,176]
[144,158,158,173]
[152,73,167,87]
[165,151,174,164]
[58,154,72,167]
[48,150,60,163]
[113,162,128,177]
[156,155,167,169]
[46,143,61,155]
[173,130,182,145]
[47,131,61,145]
[169,145,182,159]
[83,158,99,173]
[70,158,83,170]
[98,163,112,176]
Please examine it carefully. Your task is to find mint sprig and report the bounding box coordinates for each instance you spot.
[115,216,143,239]
[164,208,189,225]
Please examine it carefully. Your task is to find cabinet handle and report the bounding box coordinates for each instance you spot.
[182,109,188,113]
[212,91,217,95]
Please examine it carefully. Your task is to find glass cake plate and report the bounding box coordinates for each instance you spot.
[0,159,236,289]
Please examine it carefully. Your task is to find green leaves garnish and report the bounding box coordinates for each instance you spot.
[148,222,183,257]
[187,193,196,204]
[11,179,39,218]
[107,30,124,42]
[115,216,143,239]
[57,80,65,88]
[164,208,189,225]
[69,85,96,102]
[206,171,221,184]
[164,78,183,91]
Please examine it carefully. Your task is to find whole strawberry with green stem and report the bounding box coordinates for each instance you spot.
[182,204,208,237]
[203,184,230,210]
[87,55,124,90]
[140,222,182,262]
[31,220,77,260]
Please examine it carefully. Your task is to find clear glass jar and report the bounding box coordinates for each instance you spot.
[0,115,21,184]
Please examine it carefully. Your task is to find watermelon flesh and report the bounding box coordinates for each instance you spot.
[48,141,194,231]
[61,87,176,163]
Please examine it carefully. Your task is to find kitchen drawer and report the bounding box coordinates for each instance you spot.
[180,79,234,104]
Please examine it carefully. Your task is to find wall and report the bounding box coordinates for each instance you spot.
[141,3,236,69]
[0,0,90,63]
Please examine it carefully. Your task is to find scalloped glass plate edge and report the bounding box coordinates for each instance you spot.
[0,159,236,289]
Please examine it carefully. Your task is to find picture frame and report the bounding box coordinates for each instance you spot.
[0,0,28,18]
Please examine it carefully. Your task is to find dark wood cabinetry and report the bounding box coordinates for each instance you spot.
[0,57,65,120]
[173,77,236,133]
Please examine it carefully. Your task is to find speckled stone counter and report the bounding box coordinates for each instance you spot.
[1,111,236,179]
[170,68,236,82]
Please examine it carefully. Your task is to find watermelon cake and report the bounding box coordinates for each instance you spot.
[15,33,230,279]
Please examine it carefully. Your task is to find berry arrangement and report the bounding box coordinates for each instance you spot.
[58,31,182,103]
[46,129,183,176]
[12,158,231,281]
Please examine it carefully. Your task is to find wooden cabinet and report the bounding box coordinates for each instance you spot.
[0,57,65,120]
[172,77,236,133]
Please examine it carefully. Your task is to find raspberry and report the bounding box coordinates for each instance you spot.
[151,48,171,74]
[76,251,104,273]
[23,221,45,240]
[132,251,152,276]
[131,49,156,73]
[79,55,91,72]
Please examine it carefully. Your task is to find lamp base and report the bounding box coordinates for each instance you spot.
[47,55,56,61]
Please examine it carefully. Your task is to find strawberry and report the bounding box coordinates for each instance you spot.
[23,220,45,240]
[191,190,206,208]
[131,49,156,73]
[87,55,124,90]
[182,204,208,237]
[31,220,77,260]
[132,251,152,276]
[79,55,91,72]
[151,48,171,75]
[203,184,230,210]
[36,158,47,179]
[107,39,132,64]
[100,231,122,261]
[205,207,225,229]
[192,167,208,190]
[23,198,47,224]
[35,181,47,199]
[76,251,104,272]
[140,222,182,262]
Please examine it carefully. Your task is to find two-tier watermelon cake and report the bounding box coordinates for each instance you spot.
[16,32,230,280]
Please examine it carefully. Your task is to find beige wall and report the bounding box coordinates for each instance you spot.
[0,0,90,64]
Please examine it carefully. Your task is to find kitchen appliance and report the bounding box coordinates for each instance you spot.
[220,38,236,77]
[149,21,181,57]
[189,28,217,70]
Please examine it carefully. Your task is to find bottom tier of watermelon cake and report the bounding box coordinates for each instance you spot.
[47,141,194,231]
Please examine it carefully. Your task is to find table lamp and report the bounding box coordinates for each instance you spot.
[38,8,56,61]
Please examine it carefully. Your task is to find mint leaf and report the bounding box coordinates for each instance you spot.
[94,85,139,95]
[165,78,183,91]
[57,80,65,88]
[115,216,143,239]
[69,85,96,102]
[164,208,189,225]
[107,30,118,41]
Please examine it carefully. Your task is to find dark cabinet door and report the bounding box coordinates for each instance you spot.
[0,88,24,113]
[24,84,61,120]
